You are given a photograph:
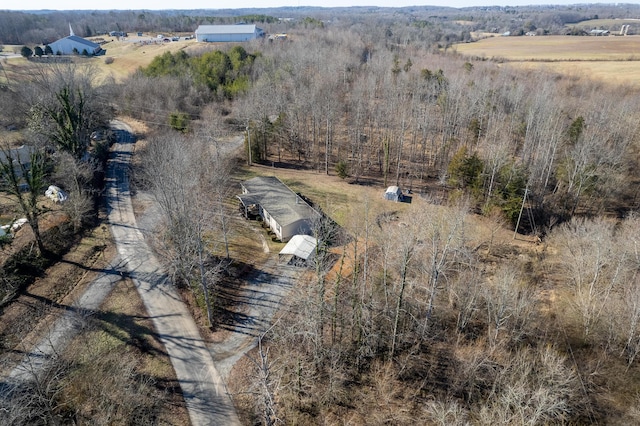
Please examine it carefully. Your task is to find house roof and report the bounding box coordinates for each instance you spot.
[195,24,257,35]
[385,186,401,194]
[279,234,317,261]
[0,145,34,167]
[238,176,319,228]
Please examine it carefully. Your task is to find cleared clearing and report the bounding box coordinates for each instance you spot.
[91,37,200,82]
[454,35,640,87]
[567,18,640,29]
[454,35,640,61]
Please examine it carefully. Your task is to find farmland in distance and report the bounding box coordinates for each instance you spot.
[453,35,640,88]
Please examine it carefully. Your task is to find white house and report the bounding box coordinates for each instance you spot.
[195,24,264,42]
[238,176,320,242]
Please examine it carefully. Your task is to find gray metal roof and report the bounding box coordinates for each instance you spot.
[195,24,257,35]
[239,176,319,228]
[66,35,100,48]
[0,145,34,167]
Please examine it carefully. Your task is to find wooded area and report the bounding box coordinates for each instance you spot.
[2,4,640,424]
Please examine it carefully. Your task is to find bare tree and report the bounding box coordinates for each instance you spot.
[0,145,48,255]
[141,133,231,328]
[480,346,578,425]
[244,329,282,426]
[483,263,535,347]
[548,217,624,338]
[53,151,96,232]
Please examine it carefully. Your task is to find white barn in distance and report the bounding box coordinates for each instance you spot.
[195,24,264,42]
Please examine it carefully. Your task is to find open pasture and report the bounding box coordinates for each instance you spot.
[91,37,198,82]
[454,35,640,87]
[567,18,640,29]
[454,35,640,61]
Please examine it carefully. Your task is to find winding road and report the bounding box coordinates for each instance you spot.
[107,120,240,425]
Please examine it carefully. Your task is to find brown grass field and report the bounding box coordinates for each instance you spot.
[90,37,200,82]
[1,37,204,84]
[567,18,640,29]
[454,35,640,88]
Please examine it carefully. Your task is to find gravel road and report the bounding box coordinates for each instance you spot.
[107,120,240,426]
[1,124,297,425]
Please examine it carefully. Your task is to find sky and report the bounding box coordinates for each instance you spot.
[3,0,625,11]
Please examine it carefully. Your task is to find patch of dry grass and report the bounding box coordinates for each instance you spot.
[454,35,640,88]
[455,35,640,61]
[62,278,190,425]
[568,18,640,29]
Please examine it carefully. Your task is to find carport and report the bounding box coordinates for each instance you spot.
[279,235,317,265]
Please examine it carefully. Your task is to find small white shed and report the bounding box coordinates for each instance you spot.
[384,186,403,202]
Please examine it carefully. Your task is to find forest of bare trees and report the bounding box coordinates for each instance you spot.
[2,4,640,424]
[2,3,640,46]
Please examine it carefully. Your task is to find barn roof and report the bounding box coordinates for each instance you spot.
[195,24,258,35]
[238,176,319,228]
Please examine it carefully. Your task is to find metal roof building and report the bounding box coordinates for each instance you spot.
[48,35,104,56]
[384,186,403,202]
[238,176,320,242]
[195,24,264,42]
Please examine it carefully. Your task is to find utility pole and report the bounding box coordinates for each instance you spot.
[513,185,528,240]
[246,123,252,166]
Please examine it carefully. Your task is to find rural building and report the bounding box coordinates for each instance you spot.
[384,186,403,202]
[48,26,104,56]
[0,145,34,177]
[238,176,320,242]
[195,24,264,42]
[279,234,318,265]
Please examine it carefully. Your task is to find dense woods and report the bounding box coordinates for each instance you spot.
[2,4,640,425]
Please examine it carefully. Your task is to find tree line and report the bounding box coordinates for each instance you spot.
[3,4,640,45]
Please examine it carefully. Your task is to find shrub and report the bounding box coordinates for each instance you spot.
[335,160,349,179]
